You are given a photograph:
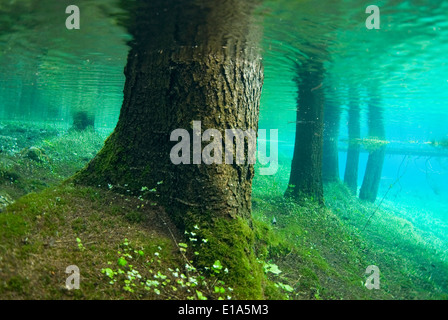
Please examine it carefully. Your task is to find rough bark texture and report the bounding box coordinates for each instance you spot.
[359,100,386,203]
[285,62,325,204]
[344,91,361,195]
[322,103,340,183]
[76,0,262,220]
[74,0,264,298]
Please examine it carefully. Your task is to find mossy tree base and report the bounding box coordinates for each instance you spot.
[183,212,264,299]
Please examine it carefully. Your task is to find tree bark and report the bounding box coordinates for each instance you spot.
[359,98,386,203]
[359,146,386,202]
[344,90,361,195]
[322,103,340,183]
[285,62,325,204]
[74,0,264,298]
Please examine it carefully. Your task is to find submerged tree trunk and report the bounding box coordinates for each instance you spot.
[344,90,361,195]
[322,103,340,183]
[74,0,264,298]
[359,98,386,203]
[285,62,325,204]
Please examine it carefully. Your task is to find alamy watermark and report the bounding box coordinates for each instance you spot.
[366,5,380,29]
[65,265,80,290]
[365,265,380,290]
[170,121,278,175]
[65,5,379,31]
[66,5,80,30]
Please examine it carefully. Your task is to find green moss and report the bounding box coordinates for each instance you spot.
[0,169,21,183]
[253,219,291,259]
[73,132,128,189]
[72,217,88,233]
[0,183,187,299]
[251,182,393,299]
[5,276,30,294]
[298,266,319,288]
[183,213,264,299]
[3,139,448,300]
[0,211,28,239]
[125,210,144,223]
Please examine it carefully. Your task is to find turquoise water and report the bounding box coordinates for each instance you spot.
[3,1,448,141]
[1,0,448,299]
[1,0,447,231]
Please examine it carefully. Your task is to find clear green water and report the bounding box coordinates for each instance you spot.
[2,1,448,140]
[1,1,447,136]
[1,0,448,298]
[0,0,129,130]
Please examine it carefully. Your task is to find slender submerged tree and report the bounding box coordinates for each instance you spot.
[285,61,325,204]
[322,102,341,183]
[344,88,361,195]
[359,96,386,203]
[74,0,264,297]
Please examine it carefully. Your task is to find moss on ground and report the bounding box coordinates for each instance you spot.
[0,183,186,299]
[251,178,448,300]
[2,122,448,300]
[1,122,104,202]
[2,178,448,299]
[0,183,278,300]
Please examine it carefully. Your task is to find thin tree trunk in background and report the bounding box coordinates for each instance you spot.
[322,103,340,183]
[344,90,360,195]
[285,62,325,204]
[74,0,264,298]
[359,98,386,203]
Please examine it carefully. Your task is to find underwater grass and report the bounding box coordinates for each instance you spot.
[1,181,448,299]
[251,170,448,299]
[0,121,104,203]
[0,183,212,299]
